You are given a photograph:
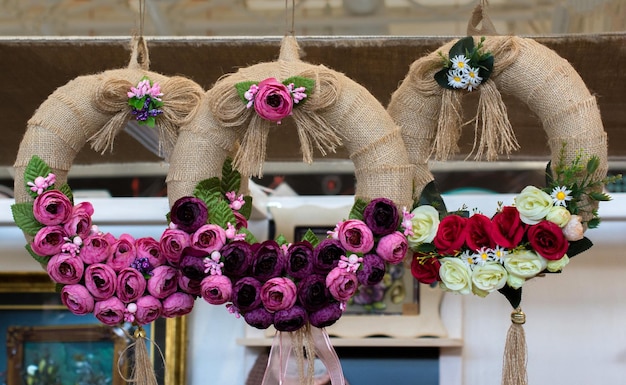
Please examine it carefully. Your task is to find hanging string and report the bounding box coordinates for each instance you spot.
[117,325,165,385]
[138,0,146,37]
[285,0,295,35]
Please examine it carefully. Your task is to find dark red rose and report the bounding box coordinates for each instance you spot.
[465,213,495,251]
[221,241,253,278]
[309,302,343,328]
[297,274,330,312]
[243,307,274,330]
[232,277,262,313]
[527,220,569,260]
[251,240,285,282]
[410,255,441,285]
[433,214,468,255]
[363,197,400,236]
[356,253,386,286]
[491,206,526,248]
[273,305,307,332]
[312,239,345,274]
[170,197,208,233]
[285,241,314,280]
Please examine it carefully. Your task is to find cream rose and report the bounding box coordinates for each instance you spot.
[504,250,547,280]
[563,215,584,241]
[546,206,571,228]
[439,257,472,295]
[547,254,570,273]
[471,262,508,293]
[514,186,553,225]
[506,273,526,290]
[407,205,440,248]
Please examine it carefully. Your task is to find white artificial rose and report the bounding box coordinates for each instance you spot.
[547,254,570,273]
[504,249,547,279]
[438,257,472,295]
[546,206,571,228]
[506,273,525,290]
[562,215,584,241]
[514,186,553,225]
[407,205,440,248]
[471,262,508,293]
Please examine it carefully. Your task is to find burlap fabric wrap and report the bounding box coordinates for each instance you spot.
[388,35,608,222]
[166,35,415,210]
[14,37,204,208]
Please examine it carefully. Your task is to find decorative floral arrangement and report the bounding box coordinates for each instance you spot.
[127,76,164,127]
[408,147,619,305]
[235,77,314,124]
[434,36,494,92]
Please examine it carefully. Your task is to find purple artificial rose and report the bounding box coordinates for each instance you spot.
[136,237,165,268]
[376,231,409,265]
[80,234,111,265]
[33,190,72,225]
[297,274,330,312]
[135,295,163,325]
[179,275,202,296]
[220,241,253,278]
[260,277,297,313]
[47,253,84,285]
[312,239,345,274]
[273,305,307,332]
[60,284,94,315]
[180,255,206,281]
[200,275,233,305]
[253,78,294,124]
[232,277,262,313]
[64,202,94,238]
[108,234,137,272]
[309,302,343,328]
[243,307,274,330]
[170,197,208,233]
[31,225,67,256]
[191,224,226,255]
[285,242,314,280]
[337,219,375,254]
[252,240,285,282]
[363,197,400,236]
[159,228,191,266]
[325,267,358,302]
[94,297,125,326]
[84,263,117,300]
[162,292,195,318]
[117,267,147,303]
[147,265,180,299]
[357,253,386,286]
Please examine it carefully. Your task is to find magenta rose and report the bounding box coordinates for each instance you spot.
[273,305,307,332]
[356,253,386,286]
[253,78,293,123]
[64,202,94,238]
[410,255,441,285]
[243,307,274,330]
[80,234,111,265]
[337,219,375,254]
[433,214,468,255]
[297,274,330,312]
[60,284,94,315]
[260,277,297,312]
[84,263,117,300]
[147,265,180,299]
[31,225,67,256]
[108,234,137,272]
[170,196,208,233]
[285,242,314,280]
[221,241,253,278]
[136,237,165,268]
[232,277,262,313]
[159,228,190,266]
[465,213,495,251]
[376,231,409,264]
[116,267,147,303]
[326,267,358,302]
[33,190,72,225]
[363,197,400,236]
[162,292,195,318]
[491,206,526,248]
[201,275,233,305]
[309,302,343,328]
[179,276,202,296]
[312,239,345,274]
[47,253,84,284]
[527,220,569,260]
[191,224,226,254]
[94,297,125,326]
[135,295,163,325]
[252,240,286,282]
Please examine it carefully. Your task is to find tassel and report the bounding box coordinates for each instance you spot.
[119,326,159,385]
[501,308,528,385]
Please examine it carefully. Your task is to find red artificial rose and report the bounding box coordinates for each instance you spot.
[410,255,441,285]
[433,214,467,255]
[465,213,495,251]
[527,220,569,260]
[491,206,526,248]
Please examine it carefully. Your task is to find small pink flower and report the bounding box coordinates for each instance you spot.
[326,267,358,302]
[33,190,72,225]
[203,251,224,276]
[191,224,227,254]
[402,207,415,237]
[27,173,56,195]
[225,222,245,241]
[226,191,245,211]
[337,219,375,254]
[338,254,362,273]
[376,231,409,265]
[201,274,233,305]
[260,277,297,313]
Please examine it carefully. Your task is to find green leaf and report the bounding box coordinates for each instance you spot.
[477,55,494,83]
[239,195,253,220]
[449,36,475,59]
[587,217,601,229]
[26,244,50,267]
[55,282,65,293]
[59,183,74,205]
[588,191,611,202]
[240,227,258,245]
[544,161,555,189]
[567,236,593,258]
[207,199,237,228]
[24,156,53,198]
[301,229,321,248]
[434,68,453,90]
[348,198,368,220]
[275,234,288,246]
[235,81,258,103]
[418,180,449,219]
[165,212,171,224]
[586,156,600,174]
[11,202,43,236]
[128,98,145,109]
[221,158,241,195]
[194,178,223,205]
[416,243,436,253]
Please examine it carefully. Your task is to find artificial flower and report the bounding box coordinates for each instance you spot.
[79,233,112,265]
[514,186,554,225]
[503,250,547,280]
[220,240,253,278]
[136,237,165,268]
[326,267,358,302]
[32,190,72,225]
[433,215,468,255]
[191,224,227,255]
[439,257,473,295]
[180,255,206,281]
[336,219,375,254]
[465,67,483,91]
[31,225,67,256]
[375,231,409,264]
[563,214,584,241]
[260,277,297,312]
[471,262,508,293]
[407,205,440,247]
[162,292,195,318]
[447,69,467,89]
[450,54,469,70]
[243,307,274,330]
[117,267,147,303]
[551,186,572,207]
[252,78,293,124]
[64,202,94,239]
[60,284,94,316]
[285,241,314,280]
[309,302,343,328]
[94,297,125,326]
[46,253,84,285]
[135,295,163,325]
[232,277,263,313]
[147,265,180,299]
[363,197,400,236]
[84,263,118,300]
[27,173,56,195]
[170,196,208,233]
[464,213,495,251]
[297,274,331,312]
[108,233,137,272]
[356,253,386,286]
[251,240,285,282]
[546,205,571,228]
[527,220,569,260]
[490,206,526,249]
[312,238,344,274]
[546,254,570,273]
[273,306,307,332]
[159,228,191,266]
[179,275,202,296]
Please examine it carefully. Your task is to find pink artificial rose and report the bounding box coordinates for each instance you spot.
[191,224,226,255]
[375,231,409,264]
[147,265,180,299]
[179,275,202,296]
[47,253,84,284]
[31,225,67,256]
[337,219,375,254]
[260,277,297,312]
[108,234,137,272]
[253,78,294,124]
[162,292,195,318]
[94,297,125,326]
[80,234,111,265]
[434,214,468,255]
[33,190,72,225]
[117,267,147,303]
[136,237,165,268]
[84,263,118,300]
[60,284,94,315]
[64,202,94,238]
[135,295,163,325]
[325,267,358,302]
[200,275,233,305]
[159,228,191,266]
[563,214,584,241]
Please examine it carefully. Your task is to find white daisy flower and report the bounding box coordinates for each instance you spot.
[551,186,573,207]
[464,66,483,91]
[472,247,492,266]
[492,246,508,263]
[447,69,467,89]
[450,55,470,71]
[460,250,475,269]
